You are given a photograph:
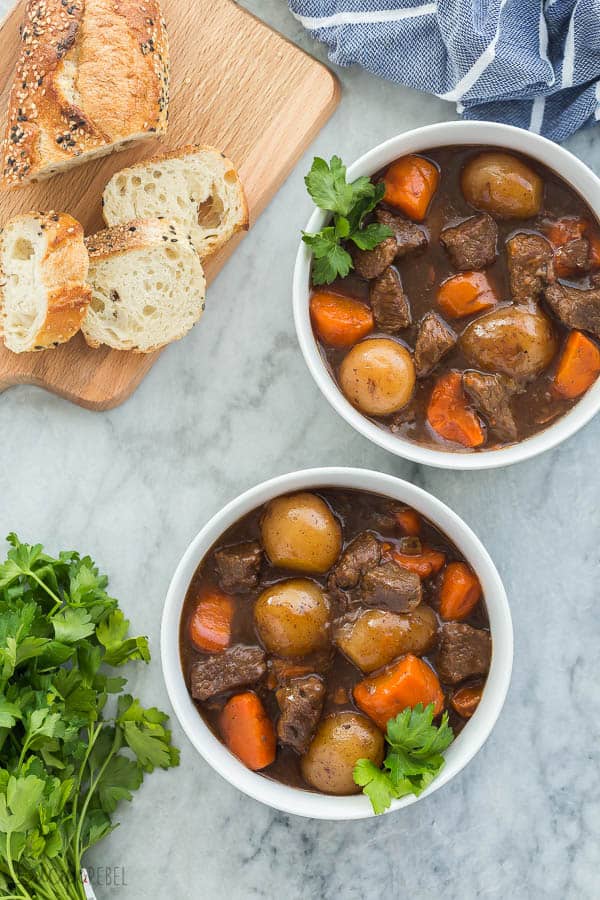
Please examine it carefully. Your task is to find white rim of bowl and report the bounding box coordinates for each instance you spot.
[161,466,513,820]
[293,121,600,469]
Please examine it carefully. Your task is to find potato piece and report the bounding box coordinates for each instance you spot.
[460,306,557,379]
[261,493,342,574]
[339,338,415,416]
[333,604,437,674]
[301,712,384,795]
[254,578,330,657]
[461,152,543,219]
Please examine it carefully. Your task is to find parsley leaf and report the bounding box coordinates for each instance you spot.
[303,156,393,284]
[354,703,454,815]
[97,609,150,666]
[353,759,398,815]
[118,696,180,772]
[52,607,95,644]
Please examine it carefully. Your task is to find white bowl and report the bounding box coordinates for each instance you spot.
[161,467,513,820]
[293,121,600,469]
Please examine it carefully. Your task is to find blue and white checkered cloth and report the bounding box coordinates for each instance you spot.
[289,0,600,141]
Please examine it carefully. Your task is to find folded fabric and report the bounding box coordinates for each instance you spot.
[289,0,600,141]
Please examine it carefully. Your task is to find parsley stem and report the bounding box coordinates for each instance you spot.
[25,568,62,610]
[69,720,103,872]
[5,832,33,900]
[73,726,120,879]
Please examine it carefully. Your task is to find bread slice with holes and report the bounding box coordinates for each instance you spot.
[101,145,248,259]
[2,0,169,187]
[82,219,206,353]
[0,211,91,353]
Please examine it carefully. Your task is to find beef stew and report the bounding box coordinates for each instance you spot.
[179,488,492,796]
[308,146,600,452]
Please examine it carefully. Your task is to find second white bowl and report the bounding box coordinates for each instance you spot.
[293,121,600,469]
[161,467,513,819]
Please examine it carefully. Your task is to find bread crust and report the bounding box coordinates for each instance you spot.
[84,217,190,259]
[0,210,91,351]
[2,0,169,188]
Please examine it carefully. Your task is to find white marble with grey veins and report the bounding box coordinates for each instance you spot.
[0,0,599,897]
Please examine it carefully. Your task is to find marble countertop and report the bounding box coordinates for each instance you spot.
[1,1,599,897]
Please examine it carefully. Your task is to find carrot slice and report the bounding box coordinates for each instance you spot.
[451,684,483,719]
[310,291,374,348]
[189,589,234,652]
[543,216,587,248]
[553,330,600,399]
[382,155,439,222]
[219,692,276,771]
[353,654,444,729]
[437,272,497,319]
[392,547,445,579]
[427,372,485,448]
[439,561,482,620]
[395,508,421,536]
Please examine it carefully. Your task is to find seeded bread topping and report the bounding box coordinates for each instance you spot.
[2,0,170,187]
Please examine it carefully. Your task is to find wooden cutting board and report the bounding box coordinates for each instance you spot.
[0,0,339,409]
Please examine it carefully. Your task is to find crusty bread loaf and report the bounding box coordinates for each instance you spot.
[102,144,248,258]
[0,211,91,352]
[82,219,206,353]
[1,0,169,188]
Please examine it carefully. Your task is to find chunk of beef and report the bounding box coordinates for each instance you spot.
[190,645,266,700]
[507,233,554,304]
[360,560,422,612]
[215,541,262,592]
[555,238,590,276]
[544,282,600,338]
[463,371,518,442]
[414,312,457,377]
[276,674,325,754]
[351,236,397,280]
[369,266,411,332]
[332,531,382,589]
[375,208,428,257]
[436,623,491,685]
[440,213,498,270]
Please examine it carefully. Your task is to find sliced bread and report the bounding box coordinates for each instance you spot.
[0,211,91,353]
[2,0,169,187]
[82,219,206,353]
[102,145,248,259]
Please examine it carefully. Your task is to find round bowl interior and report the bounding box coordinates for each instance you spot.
[293,121,600,470]
[161,467,513,820]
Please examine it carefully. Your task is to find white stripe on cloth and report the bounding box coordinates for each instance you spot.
[595,80,600,120]
[561,14,576,89]
[437,0,509,102]
[529,95,546,133]
[291,3,436,28]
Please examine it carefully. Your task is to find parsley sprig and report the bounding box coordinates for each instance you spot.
[354,703,454,815]
[302,156,393,285]
[0,534,179,900]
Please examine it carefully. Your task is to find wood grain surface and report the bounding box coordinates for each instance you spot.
[0,0,339,409]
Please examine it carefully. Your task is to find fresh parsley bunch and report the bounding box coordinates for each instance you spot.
[354,703,454,814]
[302,156,393,285]
[0,534,179,900]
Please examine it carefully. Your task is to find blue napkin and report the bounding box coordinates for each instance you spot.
[289,0,600,141]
